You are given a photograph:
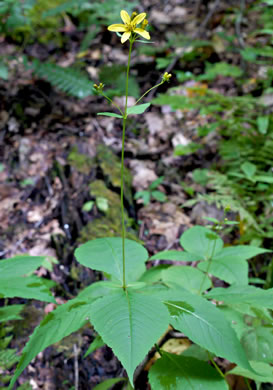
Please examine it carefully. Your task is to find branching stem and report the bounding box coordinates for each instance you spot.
[101,93,124,116]
[135,81,164,105]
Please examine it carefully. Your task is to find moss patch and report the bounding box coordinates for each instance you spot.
[67,145,93,174]
[97,144,133,204]
[79,180,137,242]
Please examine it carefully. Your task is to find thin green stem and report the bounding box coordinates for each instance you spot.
[155,343,163,356]
[121,117,127,290]
[207,351,225,379]
[101,93,124,116]
[121,39,133,290]
[244,377,252,390]
[125,40,133,115]
[135,81,164,105]
[198,234,217,295]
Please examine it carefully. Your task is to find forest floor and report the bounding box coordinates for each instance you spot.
[0,0,272,389]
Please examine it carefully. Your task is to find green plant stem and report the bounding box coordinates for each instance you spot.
[244,377,252,390]
[155,343,163,356]
[198,235,217,295]
[121,118,127,290]
[101,93,124,116]
[121,39,133,290]
[207,351,225,379]
[135,81,164,105]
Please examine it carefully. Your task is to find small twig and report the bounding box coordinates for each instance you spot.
[73,343,79,390]
[196,0,221,37]
[194,0,203,17]
[147,0,221,100]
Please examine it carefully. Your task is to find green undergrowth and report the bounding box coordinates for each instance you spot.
[152,86,273,246]
[79,180,137,243]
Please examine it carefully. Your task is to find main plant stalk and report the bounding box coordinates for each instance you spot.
[121,39,133,290]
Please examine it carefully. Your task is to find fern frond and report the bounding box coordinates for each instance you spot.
[31,60,93,98]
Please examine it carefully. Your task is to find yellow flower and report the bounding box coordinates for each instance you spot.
[108,10,150,44]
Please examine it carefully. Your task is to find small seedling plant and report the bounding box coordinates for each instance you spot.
[4,9,273,390]
[134,176,167,205]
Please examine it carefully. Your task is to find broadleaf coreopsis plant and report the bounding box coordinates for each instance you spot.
[7,9,273,390]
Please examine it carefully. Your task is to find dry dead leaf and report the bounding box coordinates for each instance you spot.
[139,202,191,245]
[129,160,157,191]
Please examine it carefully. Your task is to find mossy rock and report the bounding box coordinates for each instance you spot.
[5,0,65,45]
[96,144,133,204]
[67,145,94,174]
[78,180,137,242]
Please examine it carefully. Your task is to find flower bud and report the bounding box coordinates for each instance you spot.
[93,82,104,93]
[162,72,172,82]
[141,19,149,29]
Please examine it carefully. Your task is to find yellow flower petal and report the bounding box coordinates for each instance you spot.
[134,28,150,40]
[120,10,131,25]
[108,24,127,32]
[132,12,146,26]
[121,31,131,44]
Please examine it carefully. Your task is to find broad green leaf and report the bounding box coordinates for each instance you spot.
[0,305,24,323]
[0,276,56,303]
[96,197,108,213]
[89,287,170,385]
[75,237,148,284]
[174,142,201,156]
[257,116,269,134]
[228,361,273,383]
[139,265,170,283]
[0,256,46,278]
[84,335,105,358]
[241,161,257,178]
[182,344,212,361]
[97,112,123,118]
[241,326,273,364]
[134,190,150,205]
[162,266,212,294]
[206,285,273,310]
[212,246,270,261]
[151,190,167,202]
[254,175,273,183]
[149,352,229,390]
[198,257,248,285]
[82,200,94,212]
[180,226,223,259]
[164,290,253,371]
[93,378,126,390]
[217,306,248,339]
[127,103,150,115]
[149,250,199,262]
[149,176,164,190]
[8,297,94,390]
[77,280,118,300]
[223,303,273,323]
[198,245,270,285]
